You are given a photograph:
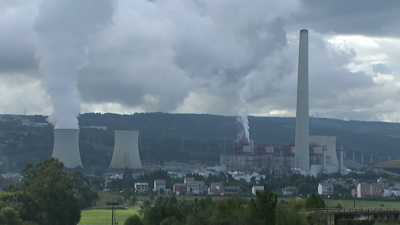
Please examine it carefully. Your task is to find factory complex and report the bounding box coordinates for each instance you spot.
[46,30,350,178]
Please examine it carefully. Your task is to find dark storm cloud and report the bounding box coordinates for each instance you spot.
[288,0,400,37]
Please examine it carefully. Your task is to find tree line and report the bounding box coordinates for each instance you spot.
[0,158,99,225]
[123,186,333,225]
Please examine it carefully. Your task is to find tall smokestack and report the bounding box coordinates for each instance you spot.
[295,29,309,171]
[52,129,83,168]
[322,145,327,171]
[109,130,142,169]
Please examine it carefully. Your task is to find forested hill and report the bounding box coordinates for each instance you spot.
[80,113,400,152]
[1,112,400,172]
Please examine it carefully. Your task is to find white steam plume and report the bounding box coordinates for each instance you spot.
[237,73,254,142]
[237,106,249,142]
[33,0,115,129]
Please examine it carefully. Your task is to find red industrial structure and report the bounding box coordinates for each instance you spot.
[282,142,295,156]
[309,142,322,156]
[233,140,251,155]
[256,141,275,155]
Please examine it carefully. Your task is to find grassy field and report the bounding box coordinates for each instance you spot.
[325,199,400,209]
[78,194,400,224]
[174,195,400,209]
[279,198,400,209]
[78,205,140,225]
[97,194,124,206]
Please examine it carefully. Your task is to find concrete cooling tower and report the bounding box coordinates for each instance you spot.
[309,135,338,165]
[109,130,142,169]
[52,129,83,168]
[295,29,309,171]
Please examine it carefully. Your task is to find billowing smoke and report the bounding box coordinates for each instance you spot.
[236,73,254,142]
[237,107,249,142]
[33,0,115,128]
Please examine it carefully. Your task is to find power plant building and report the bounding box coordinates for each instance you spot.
[109,130,142,169]
[52,129,83,168]
[309,135,338,165]
[220,29,345,176]
[221,137,336,175]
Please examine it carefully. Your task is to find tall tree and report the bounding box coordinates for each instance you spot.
[122,168,135,189]
[18,158,81,225]
[72,170,99,209]
[0,206,23,225]
[305,193,326,209]
[246,184,278,225]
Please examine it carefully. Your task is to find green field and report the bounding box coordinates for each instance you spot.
[78,195,400,224]
[78,205,140,225]
[279,198,400,209]
[325,199,400,209]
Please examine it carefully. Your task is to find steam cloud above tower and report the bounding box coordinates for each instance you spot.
[33,0,115,128]
[1,1,400,122]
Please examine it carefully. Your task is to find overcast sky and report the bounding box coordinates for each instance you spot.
[1,0,400,123]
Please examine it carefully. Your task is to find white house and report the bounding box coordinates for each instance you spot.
[154,180,166,193]
[252,186,264,195]
[281,186,297,195]
[187,184,200,195]
[383,188,400,197]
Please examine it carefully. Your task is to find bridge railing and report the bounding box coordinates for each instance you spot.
[305,208,400,214]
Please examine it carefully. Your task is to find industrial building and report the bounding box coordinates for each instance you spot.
[221,135,339,176]
[109,130,142,169]
[52,129,83,168]
[220,30,344,177]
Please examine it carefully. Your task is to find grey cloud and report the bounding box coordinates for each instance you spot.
[75,0,297,113]
[0,2,37,73]
[1,0,400,123]
[372,64,391,74]
[288,0,400,37]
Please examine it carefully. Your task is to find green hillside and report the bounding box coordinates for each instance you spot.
[1,113,400,173]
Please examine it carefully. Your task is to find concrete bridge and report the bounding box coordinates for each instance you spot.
[340,148,400,164]
[308,208,400,225]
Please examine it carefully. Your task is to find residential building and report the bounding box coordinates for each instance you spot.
[318,183,334,195]
[383,188,400,197]
[195,180,207,193]
[377,178,389,189]
[357,183,383,198]
[184,177,195,184]
[134,182,148,193]
[154,180,166,193]
[173,183,187,195]
[187,184,200,195]
[281,186,297,195]
[225,186,240,195]
[208,182,225,195]
[252,186,264,195]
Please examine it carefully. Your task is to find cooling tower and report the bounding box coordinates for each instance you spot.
[52,129,83,168]
[295,29,309,170]
[109,130,142,169]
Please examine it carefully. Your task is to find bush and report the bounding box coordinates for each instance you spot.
[124,215,144,225]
